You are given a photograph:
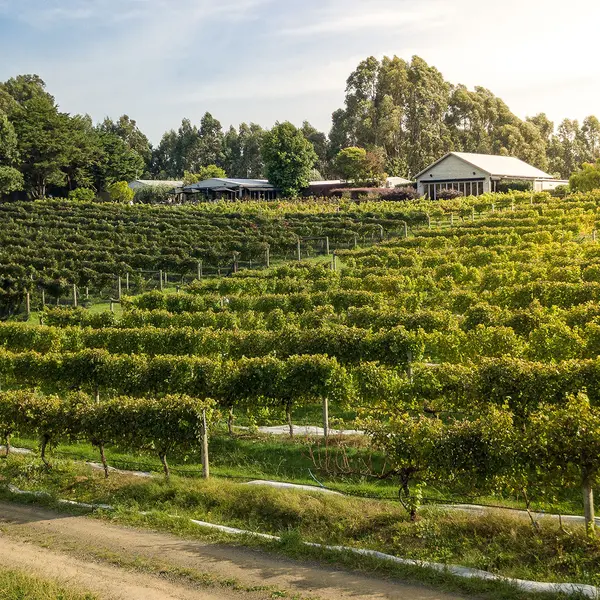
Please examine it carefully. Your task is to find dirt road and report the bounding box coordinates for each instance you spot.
[0,501,467,600]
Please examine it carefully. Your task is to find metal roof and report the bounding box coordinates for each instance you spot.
[308,180,344,186]
[131,180,183,187]
[416,153,554,180]
[184,178,276,191]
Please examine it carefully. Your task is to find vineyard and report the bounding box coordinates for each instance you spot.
[2,191,600,591]
[0,194,545,315]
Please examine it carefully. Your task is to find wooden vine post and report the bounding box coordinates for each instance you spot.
[265,245,270,268]
[201,408,210,480]
[197,260,203,280]
[325,236,330,255]
[297,238,302,262]
[406,350,414,383]
[73,284,78,308]
[583,480,595,537]
[126,272,130,292]
[117,276,122,301]
[322,397,329,440]
[159,270,164,291]
[25,292,30,317]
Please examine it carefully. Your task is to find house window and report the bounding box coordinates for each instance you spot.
[423,180,486,199]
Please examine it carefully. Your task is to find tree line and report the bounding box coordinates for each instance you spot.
[2,56,600,199]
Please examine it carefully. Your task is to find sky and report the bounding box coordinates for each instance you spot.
[0,0,599,144]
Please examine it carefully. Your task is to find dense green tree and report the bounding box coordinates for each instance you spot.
[570,159,600,192]
[262,121,317,197]
[222,122,265,178]
[151,118,200,178]
[182,165,226,185]
[197,112,224,168]
[0,166,24,195]
[549,119,586,178]
[335,146,368,182]
[63,115,103,190]
[334,146,386,184]
[151,115,223,178]
[328,108,353,160]
[99,115,152,169]
[301,121,330,178]
[0,111,18,165]
[331,56,570,178]
[581,116,600,161]
[95,131,144,189]
[404,56,452,176]
[10,95,72,198]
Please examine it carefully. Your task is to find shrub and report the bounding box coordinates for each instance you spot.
[68,188,96,202]
[107,181,134,203]
[134,184,177,204]
[436,189,463,200]
[550,184,570,198]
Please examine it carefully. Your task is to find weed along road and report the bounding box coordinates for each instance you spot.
[0,501,469,600]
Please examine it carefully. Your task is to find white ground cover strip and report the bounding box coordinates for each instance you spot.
[6,484,113,511]
[3,483,599,598]
[440,503,600,526]
[86,462,153,478]
[236,425,364,436]
[0,446,33,455]
[246,480,343,495]
[189,520,599,598]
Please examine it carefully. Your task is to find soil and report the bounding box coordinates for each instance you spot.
[0,500,468,600]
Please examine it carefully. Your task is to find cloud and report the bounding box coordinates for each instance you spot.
[279,3,449,37]
[2,0,600,144]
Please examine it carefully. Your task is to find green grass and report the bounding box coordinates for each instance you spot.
[0,568,97,600]
[0,453,599,592]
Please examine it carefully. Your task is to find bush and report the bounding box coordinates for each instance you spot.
[0,166,24,196]
[107,181,134,203]
[550,184,570,198]
[436,189,463,200]
[68,188,96,202]
[134,184,177,204]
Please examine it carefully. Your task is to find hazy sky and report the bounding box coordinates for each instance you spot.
[1,0,599,143]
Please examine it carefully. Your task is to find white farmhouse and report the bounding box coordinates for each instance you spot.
[416,152,567,199]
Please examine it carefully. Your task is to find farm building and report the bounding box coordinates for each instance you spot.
[416,153,567,199]
[128,179,183,190]
[386,176,412,188]
[182,178,279,201]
